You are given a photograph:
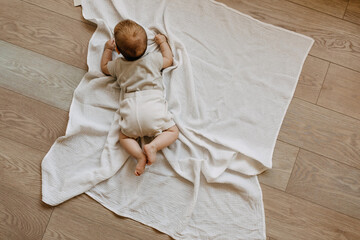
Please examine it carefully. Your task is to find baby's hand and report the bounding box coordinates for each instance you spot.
[105,39,115,51]
[155,34,167,45]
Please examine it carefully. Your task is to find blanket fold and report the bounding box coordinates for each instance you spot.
[42,0,313,239]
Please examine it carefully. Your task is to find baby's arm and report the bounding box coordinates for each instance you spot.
[155,34,173,69]
[101,39,115,76]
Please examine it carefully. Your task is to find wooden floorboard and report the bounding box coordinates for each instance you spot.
[279,98,360,169]
[317,63,360,120]
[286,149,360,219]
[0,0,95,70]
[287,0,349,18]
[262,184,360,240]
[42,207,141,240]
[55,194,173,240]
[1,0,360,239]
[0,135,45,200]
[0,87,68,152]
[294,55,329,103]
[0,185,53,240]
[0,40,85,111]
[344,0,360,24]
[22,0,89,24]
[258,140,299,191]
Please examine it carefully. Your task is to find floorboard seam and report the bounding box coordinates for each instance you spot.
[21,0,96,28]
[284,147,300,192]
[293,95,360,123]
[40,207,54,240]
[314,62,330,105]
[0,85,70,113]
[277,138,360,172]
[0,38,89,71]
[52,205,145,240]
[308,54,360,75]
[0,133,51,154]
[342,0,351,19]
[285,0,355,24]
[261,182,360,222]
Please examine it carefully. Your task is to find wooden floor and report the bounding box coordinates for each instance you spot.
[1,0,360,239]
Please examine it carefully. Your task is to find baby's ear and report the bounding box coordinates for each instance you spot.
[115,45,120,54]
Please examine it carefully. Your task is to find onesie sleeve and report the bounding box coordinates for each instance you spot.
[152,51,163,71]
[107,60,117,77]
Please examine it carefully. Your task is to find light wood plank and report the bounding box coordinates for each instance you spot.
[287,0,348,18]
[218,0,360,72]
[0,87,68,152]
[0,0,95,70]
[56,194,172,240]
[294,55,329,103]
[344,0,360,24]
[258,140,299,191]
[23,0,88,23]
[278,98,360,169]
[262,184,360,240]
[42,207,141,240]
[286,149,360,219]
[0,185,53,240]
[0,136,45,199]
[0,40,84,111]
[317,64,360,120]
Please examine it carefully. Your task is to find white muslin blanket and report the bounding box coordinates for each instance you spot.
[41,0,314,239]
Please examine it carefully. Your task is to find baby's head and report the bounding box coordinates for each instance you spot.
[114,20,147,61]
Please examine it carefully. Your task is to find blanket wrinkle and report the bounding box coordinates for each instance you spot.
[42,0,313,239]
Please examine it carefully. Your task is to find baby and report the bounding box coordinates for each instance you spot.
[100,19,179,176]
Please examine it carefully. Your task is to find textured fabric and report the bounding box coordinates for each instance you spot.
[119,90,175,138]
[107,51,164,93]
[42,0,314,239]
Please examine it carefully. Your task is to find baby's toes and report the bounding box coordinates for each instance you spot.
[134,167,143,176]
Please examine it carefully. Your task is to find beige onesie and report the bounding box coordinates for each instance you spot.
[107,51,175,138]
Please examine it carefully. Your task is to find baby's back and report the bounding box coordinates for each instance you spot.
[108,51,164,93]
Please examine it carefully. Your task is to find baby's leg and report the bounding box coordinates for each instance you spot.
[144,125,179,165]
[119,131,147,176]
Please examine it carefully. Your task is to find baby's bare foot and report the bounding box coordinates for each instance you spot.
[134,154,147,176]
[144,144,157,165]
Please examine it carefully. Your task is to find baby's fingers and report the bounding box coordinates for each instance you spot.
[105,39,115,50]
[155,34,166,44]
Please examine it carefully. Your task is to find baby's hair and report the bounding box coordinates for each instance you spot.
[114,19,147,61]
